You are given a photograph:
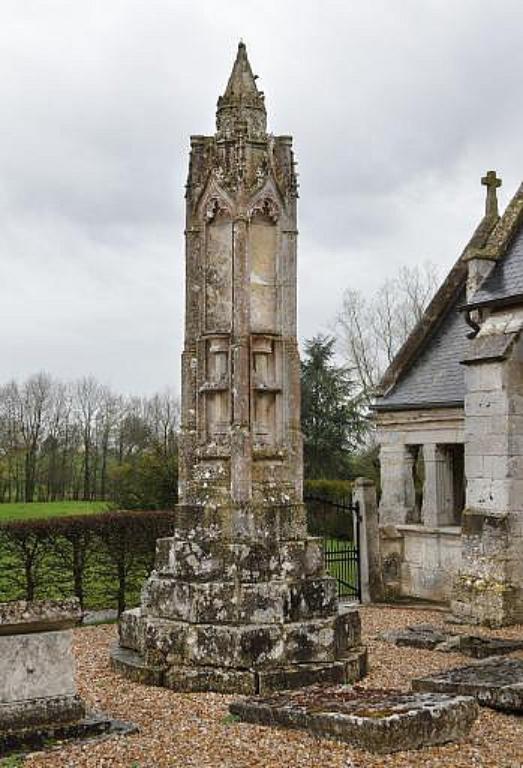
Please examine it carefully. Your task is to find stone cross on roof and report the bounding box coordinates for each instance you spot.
[481,170,502,218]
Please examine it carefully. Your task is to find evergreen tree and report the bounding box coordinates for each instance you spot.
[301,335,364,479]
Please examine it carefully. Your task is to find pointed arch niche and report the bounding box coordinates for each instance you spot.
[203,195,233,334]
[249,196,280,333]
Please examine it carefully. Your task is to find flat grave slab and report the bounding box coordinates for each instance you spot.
[412,656,523,713]
[229,684,478,753]
[380,624,523,658]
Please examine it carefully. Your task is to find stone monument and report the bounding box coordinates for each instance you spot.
[111,42,366,694]
[0,599,129,752]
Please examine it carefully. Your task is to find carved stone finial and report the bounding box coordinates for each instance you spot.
[481,170,502,218]
[216,42,267,139]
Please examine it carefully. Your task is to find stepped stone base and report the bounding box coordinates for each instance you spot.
[412,656,523,712]
[111,505,367,694]
[229,686,479,753]
[111,643,367,694]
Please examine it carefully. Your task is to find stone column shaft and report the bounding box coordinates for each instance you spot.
[422,444,455,527]
[378,444,416,525]
[231,217,251,502]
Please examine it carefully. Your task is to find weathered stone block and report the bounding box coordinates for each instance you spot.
[119,608,146,653]
[283,618,336,663]
[143,618,188,667]
[0,631,76,704]
[282,577,337,621]
[229,688,479,753]
[256,662,346,695]
[164,665,256,695]
[237,582,285,624]
[0,599,82,635]
[342,646,368,682]
[110,644,164,686]
[412,656,523,712]
[0,694,85,732]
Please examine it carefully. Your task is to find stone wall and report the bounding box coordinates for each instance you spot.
[380,524,462,602]
[452,318,523,626]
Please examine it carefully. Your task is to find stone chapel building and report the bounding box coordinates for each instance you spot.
[373,173,523,627]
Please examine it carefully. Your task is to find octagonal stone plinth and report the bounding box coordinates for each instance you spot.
[229,685,479,753]
[412,656,523,712]
[111,506,368,694]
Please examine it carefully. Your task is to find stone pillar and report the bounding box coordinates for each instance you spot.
[231,216,252,503]
[111,42,367,693]
[452,333,523,626]
[353,478,384,604]
[378,444,416,525]
[422,444,455,527]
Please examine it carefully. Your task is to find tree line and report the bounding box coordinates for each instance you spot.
[0,263,438,502]
[0,374,179,507]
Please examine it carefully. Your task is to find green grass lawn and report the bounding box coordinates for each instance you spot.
[0,501,111,522]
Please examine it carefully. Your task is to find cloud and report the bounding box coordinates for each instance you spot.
[2,0,523,393]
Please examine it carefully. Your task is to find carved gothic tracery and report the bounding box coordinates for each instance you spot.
[249,195,280,222]
[204,195,231,222]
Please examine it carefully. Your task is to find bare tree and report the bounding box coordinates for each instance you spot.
[19,373,53,502]
[337,262,439,405]
[75,377,103,501]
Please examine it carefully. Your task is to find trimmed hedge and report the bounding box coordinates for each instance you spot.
[304,478,354,541]
[0,510,174,615]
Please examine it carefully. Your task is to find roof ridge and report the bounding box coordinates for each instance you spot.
[464,182,523,271]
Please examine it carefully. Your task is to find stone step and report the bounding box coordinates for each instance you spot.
[141,574,338,624]
[109,643,368,695]
[119,606,361,670]
[154,536,324,583]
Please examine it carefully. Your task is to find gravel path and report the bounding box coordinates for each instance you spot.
[24,606,523,768]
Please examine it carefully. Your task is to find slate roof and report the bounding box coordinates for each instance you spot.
[467,224,523,308]
[374,288,469,410]
[373,180,523,413]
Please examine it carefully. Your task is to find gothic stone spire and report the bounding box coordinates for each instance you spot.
[216,42,267,139]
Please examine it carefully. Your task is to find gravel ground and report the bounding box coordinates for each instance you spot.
[23,606,523,768]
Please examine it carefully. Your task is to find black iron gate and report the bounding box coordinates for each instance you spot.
[304,495,361,601]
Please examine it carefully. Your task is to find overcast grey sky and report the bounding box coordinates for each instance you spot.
[2,0,523,395]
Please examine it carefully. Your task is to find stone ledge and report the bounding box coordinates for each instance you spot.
[0,599,82,636]
[229,686,479,753]
[412,656,523,712]
[0,712,137,756]
[0,694,85,731]
[173,503,308,543]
